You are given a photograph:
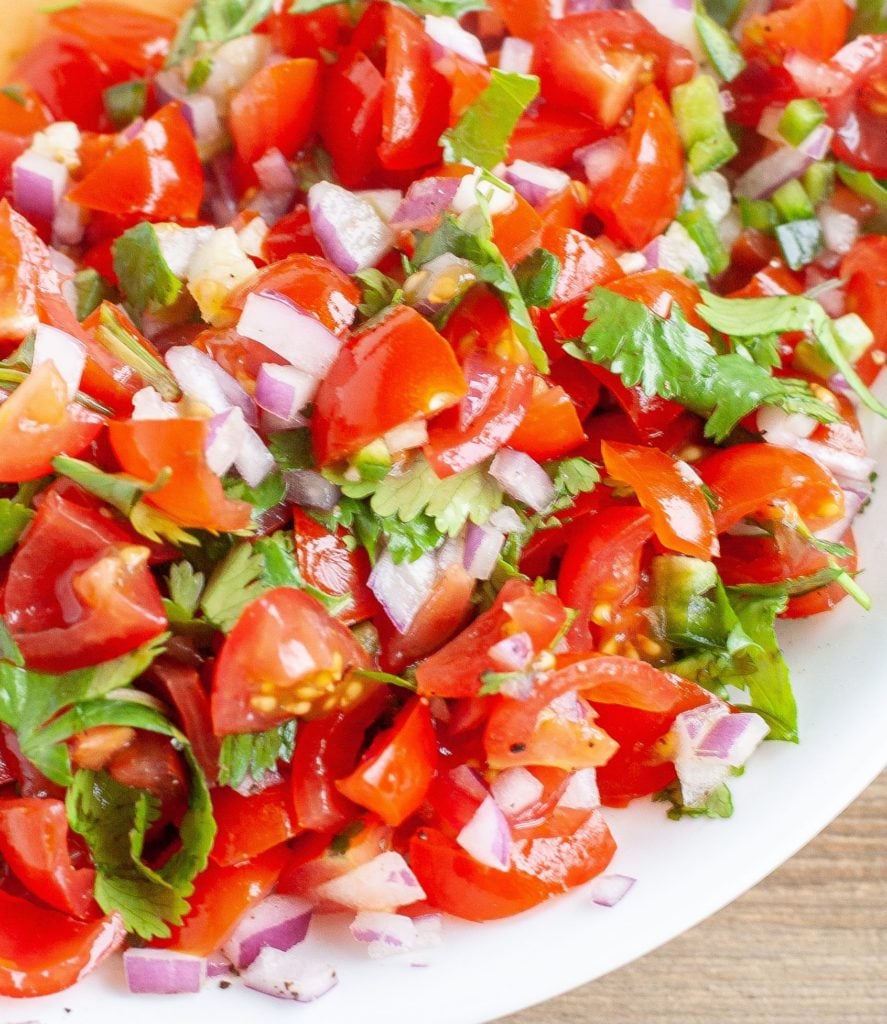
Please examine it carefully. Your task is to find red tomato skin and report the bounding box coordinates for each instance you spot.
[230,59,321,166]
[263,205,325,261]
[320,50,385,188]
[49,3,176,72]
[211,784,299,867]
[312,306,468,464]
[741,0,850,63]
[145,660,220,783]
[68,105,203,220]
[588,85,685,250]
[842,237,887,386]
[0,799,96,919]
[0,891,124,997]
[507,383,586,462]
[336,699,438,826]
[509,105,603,169]
[541,225,623,307]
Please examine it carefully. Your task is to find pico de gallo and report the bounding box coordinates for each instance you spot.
[0,0,884,1003]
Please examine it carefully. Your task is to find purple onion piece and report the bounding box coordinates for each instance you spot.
[389,176,461,232]
[222,895,313,970]
[350,911,418,960]
[165,345,258,426]
[450,763,489,802]
[463,522,506,580]
[240,948,338,1003]
[237,290,343,379]
[254,147,297,193]
[13,151,68,224]
[255,362,318,424]
[490,766,544,816]
[487,631,534,672]
[503,160,571,207]
[489,448,557,513]
[205,408,247,477]
[590,874,636,908]
[456,795,512,871]
[314,851,426,912]
[308,181,395,273]
[735,146,815,200]
[368,548,441,634]
[123,949,207,995]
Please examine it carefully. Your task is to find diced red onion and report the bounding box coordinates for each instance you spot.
[756,104,787,145]
[456,795,512,871]
[557,767,601,811]
[498,669,536,700]
[819,203,860,255]
[13,150,68,224]
[503,160,570,207]
[356,189,404,223]
[463,522,506,580]
[577,137,628,189]
[222,895,313,970]
[308,181,395,274]
[425,15,487,64]
[735,145,816,200]
[155,72,224,151]
[283,469,341,511]
[205,408,247,476]
[132,386,179,420]
[451,169,516,215]
[237,291,342,379]
[384,417,429,454]
[499,37,534,75]
[630,0,702,60]
[234,424,276,487]
[254,147,297,194]
[488,505,524,534]
[759,416,876,487]
[208,153,239,226]
[53,198,86,247]
[240,948,337,1003]
[799,122,833,161]
[350,911,418,960]
[206,952,232,978]
[390,177,461,232]
[123,949,207,995]
[590,874,636,908]
[487,631,534,672]
[450,763,489,802]
[32,323,86,399]
[491,767,544,816]
[696,712,771,765]
[490,449,556,512]
[756,406,819,446]
[617,251,649,275]
[255,363,318,425]
[368,548,441,633]
[314,852,426,912]
[165,345,258,426]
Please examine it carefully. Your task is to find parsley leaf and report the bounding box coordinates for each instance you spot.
[112,222,183,321]
[217,720,297,789]
[513,247,561,309]
[414,214,550,373]
[370,454,503,537]
[167,0,275,66]
[441,69,539,170]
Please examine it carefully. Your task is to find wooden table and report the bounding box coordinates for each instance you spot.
[500,771,887,1024]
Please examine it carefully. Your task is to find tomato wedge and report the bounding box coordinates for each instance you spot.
[211,784,299,867]
[49,2,176,72]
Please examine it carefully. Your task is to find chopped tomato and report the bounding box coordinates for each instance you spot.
[336,699,437,826]
[49,2,176,73]
[828,35,887,176]
[698,443,846,533]
[319,50,385,187]
[601,442,718,560]
[0,362,105,482]
[312,305,467,464]
[508,382,586,462]
[0,891,124,997]
[4,488,167,672]
[0,85,49,136]
[211,784,299,867]
[842,236,887,385]
[108,418,253,532]
[262,6,348,59]
[229,58,320,166]
[435,51,491,123]
[541,225,623,307]
[741,0,850,64]
[68,105,203,221]
[588,85,685,249]
[0,799,96,919]
[145,660,219,783]
[262,204,324,261]
[492,192,544,267]
[211,588,371,736]
[509,104,602,169]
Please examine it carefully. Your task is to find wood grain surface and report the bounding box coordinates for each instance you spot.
[499,771,887,1024]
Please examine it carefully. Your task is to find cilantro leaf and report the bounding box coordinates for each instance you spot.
[268,428,315,471]
[546,457,599,511]
[94,305,181,400]
[513,247,561,309]
[198,542,266,632]
[315,496,444,565]
[441,69,539,170]
[113,222,183,321]
[217,720,297,789]
[73,268,113,321]
[167,0,275,66]
[0,499,33,557]
[354,268,404,320]
[414,214,550,372]
[655,780,734,820]
[370,454,503,537]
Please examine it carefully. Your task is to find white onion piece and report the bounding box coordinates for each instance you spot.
[487,505,524,534]
[590,874,636,908]
[123,949,207,995]
[425,15,487,64]
[315,852,426,913]
[617,251,648,275]
[577,137,627,189]
[451,168,515,216]
[384,417,429,454]
[356,188,404,222]
[283,469,341,511]
[630,0,703,60]
[488,631,534,672]
[350,911,418,960]
[756,104,786,145]
[132,386,179,420]
[53,198,87,247]
[784,49,851,99]
[756,406,819,445]
[818,204,860,255]
[165,345,258,426]
[234,424,276,487]
[154,71,223,151]
[463,522,506,580]
[499,37,534,74]
[205,407,247,477]
[13,150,68,224]
[798,122,833,161]
[450,763,489,802]
[457,795,512,871]
[368,548,440,633]
[255,362,318,424]
[489,449,556,512]
[240,947,337,1003]
[308,181,395,274]
[557,767,601,811]
[503,160,570,207]
[254,147,297,194]
[791,438,876,488]
[491,767,544,817]
[237,291,342,379]
[222,895,313,970]
[32,324,86,399]
[735,146,816,200]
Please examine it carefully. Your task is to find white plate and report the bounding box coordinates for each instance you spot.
[12,394,887,1024]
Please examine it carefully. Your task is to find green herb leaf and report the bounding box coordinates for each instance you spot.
[354,268,404,320]
[836,163,887,210]
[0,499,33,557]
[113,222,184,321]
[217,720,297,789]
[95,305,181,400]
[199,542,266,632]
[655,780,734,820]
[315,496,445,565]
[167,0,276,66]
[546,457,599,511]
[850,0,887,35]
[268,428,315,471]
[441,69,539,170]
[73,268,113,321]
[353,668,417,692]
[513,247,561,309]
[103,80,147,130]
